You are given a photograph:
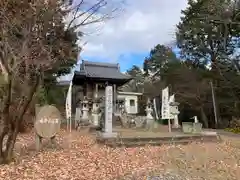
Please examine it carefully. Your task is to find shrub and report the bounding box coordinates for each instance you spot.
[225,127,240,134]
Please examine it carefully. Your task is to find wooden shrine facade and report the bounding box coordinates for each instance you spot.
[72,60,132,110]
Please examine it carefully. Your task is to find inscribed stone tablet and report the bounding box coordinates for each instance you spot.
[105,86,113,133]
[35,105,62,138]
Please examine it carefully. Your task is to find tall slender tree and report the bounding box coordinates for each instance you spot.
[144,44,178,78]
[176,0,239,68]
[176,0,240,127]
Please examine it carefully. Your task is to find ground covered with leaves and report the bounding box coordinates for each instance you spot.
[0,130,239,180]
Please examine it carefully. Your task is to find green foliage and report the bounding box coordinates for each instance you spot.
[124,0,240,129]
[42,27,79,93]
[225,127,240,134]
[36,87,48,106]
[174,0,240,128]
[176,0,239,65]
[126,43,240,128]
[144,44,179,76]
[44,28,79,79]
[123,65,145,92]
[36,84,68,107]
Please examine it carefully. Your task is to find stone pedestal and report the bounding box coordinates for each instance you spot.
[182,122,193,133]
[35,134,57,151]
[192,122,203,133]
[135,116,146,128]
[173,115,180,128]
[100,132,118,138]
[75,107,82,128]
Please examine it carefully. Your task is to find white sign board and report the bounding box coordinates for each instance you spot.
[65,80,72,132]
[161,87,169,119]
[153,98,159,119]
[168,94,175,119]
[105,86,113,133]
[65,81,72,120]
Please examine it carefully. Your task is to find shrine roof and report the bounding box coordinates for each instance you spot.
[73,60,132,85]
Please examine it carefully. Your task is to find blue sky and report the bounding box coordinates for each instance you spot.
[82,47,181,72]
[61,0,187,80]
[83,52,149,72]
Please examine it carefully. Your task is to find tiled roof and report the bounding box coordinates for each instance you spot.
[78,60,131,80]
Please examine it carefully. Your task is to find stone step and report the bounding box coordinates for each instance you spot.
[96,133,221,148]
[105,140,194,148]
[103,138,220,147]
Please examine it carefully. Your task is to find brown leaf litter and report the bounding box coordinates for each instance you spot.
[0,130,239,180]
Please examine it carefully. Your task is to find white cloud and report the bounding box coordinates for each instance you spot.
[77,0,188,61]
[59,0,188,81]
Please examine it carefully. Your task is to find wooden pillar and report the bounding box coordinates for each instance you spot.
[113,84,117,113]
[86,83,89,98]
[72,85,74,109]
[83,82,87,97]
[95,83,98,98]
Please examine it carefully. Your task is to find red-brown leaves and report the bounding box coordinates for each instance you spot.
[0,130,239,180]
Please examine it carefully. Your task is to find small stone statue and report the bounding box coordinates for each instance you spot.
[192,116,198,123]
[145,99,154,130]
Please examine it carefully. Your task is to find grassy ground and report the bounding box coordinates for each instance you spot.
[0,129,239,180]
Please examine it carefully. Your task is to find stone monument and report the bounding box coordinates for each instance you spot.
[101,85,118,137]
[34,105,62,150]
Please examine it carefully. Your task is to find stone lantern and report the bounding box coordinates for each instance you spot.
[145,99,154,130]
[169,101,180,128]
[92,94,101,127]
[81,97,89,123]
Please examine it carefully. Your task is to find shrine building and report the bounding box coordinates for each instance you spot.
[71,60,142,115]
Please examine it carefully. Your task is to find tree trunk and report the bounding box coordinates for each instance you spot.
[0,76,40,164]
[0,125,8,161]
[0,127,17,164]
[200,107,208,128]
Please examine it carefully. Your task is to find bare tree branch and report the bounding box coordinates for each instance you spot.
[66,0,123,31]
